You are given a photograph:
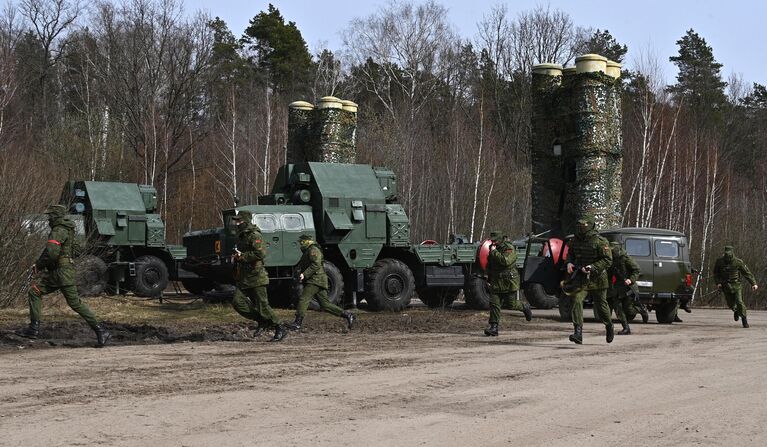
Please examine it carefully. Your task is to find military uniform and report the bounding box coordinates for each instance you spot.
[713,246,758,328]
[564,216,614,344]
[607,242,647,334]
[484,231,531,336]
[18,205,110,347]
[231,211,286,342]
[289,235,355,330]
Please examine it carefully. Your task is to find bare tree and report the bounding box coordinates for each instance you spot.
[0,3,21,143]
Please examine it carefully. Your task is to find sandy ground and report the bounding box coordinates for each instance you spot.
[0,306,765,447]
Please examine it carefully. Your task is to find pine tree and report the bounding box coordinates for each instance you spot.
[667,29,727,132]
[582,29,628,63]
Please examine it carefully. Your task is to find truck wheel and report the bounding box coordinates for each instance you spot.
[464,277,491,310]
[523,283,559,309]
[130,255,169,297]
[417,287,460,308]
[322,261,345,307]
[655,302,677,324]
[181,278,216,295]
[558,294,573,322]
[76,255,108,297]
[365,259,415,311]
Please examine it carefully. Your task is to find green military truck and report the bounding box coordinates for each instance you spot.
[58,181,187,297]
[182,162,482,311]
[514,228,694,323]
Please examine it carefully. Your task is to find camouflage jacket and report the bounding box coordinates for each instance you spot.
[487,241,520,294]
[566,230,613,290]
[299,242,328,289]
[608,248,641,287]
[713,256,756,289]
[235,225,269,289]
[36,217,77,286]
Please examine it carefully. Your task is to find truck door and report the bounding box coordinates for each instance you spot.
[254,214,281,266]
[624,237,653,297]
[652,238,683,296]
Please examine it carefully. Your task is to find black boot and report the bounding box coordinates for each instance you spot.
[639,305,649,324]
[742,316,749,328]
[681,301,692,313]
[618,322,631,335]
[252,325,265,337]
[569,325,582,344]
[674,314,683,323]
[342,311,356,330]
[286,315,303,331]
[269,324,288,342]
[16,320,40,339]
[734,311,739,321]
[94,325,111,348]
[522,303,533,321]
[483,323,498,337]
[606,324,614,343]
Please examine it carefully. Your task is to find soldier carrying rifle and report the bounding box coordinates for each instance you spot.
[16,205,111,347]
[608,241,649,335]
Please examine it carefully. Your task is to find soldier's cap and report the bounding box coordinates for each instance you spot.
[609,241,621,247]
[489,231,502,241]
[298,234,313,242]
[232,210,252,221]
[724,245,734,254]
[45,204,67,217]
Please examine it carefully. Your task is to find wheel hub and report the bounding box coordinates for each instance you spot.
[384,274,404,296]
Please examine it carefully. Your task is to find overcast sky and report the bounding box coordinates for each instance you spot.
[185,0,767,87]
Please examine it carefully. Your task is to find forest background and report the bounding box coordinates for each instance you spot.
[1,0,764,308]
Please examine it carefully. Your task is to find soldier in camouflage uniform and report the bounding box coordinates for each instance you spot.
[565,215,614,344]
[288,235,356,331]
[231,211,287,342]
[607,241,648,335]
[484,231,532,336]
[713,245,758,328]
[16,205,110,347]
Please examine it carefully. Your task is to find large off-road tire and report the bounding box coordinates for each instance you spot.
[181,278,216,296]
[75,255,108,297]
[130,255,169,297]
[464,277,491,310]
[417,287,460,309]
[558,294,573,322]
[524,283,559,309]
[364,259,415,312]
[655,301,677,324]
[307,261,345,310]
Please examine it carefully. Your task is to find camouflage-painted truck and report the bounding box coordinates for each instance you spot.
[59,181,187,297]
[182,162,484,311]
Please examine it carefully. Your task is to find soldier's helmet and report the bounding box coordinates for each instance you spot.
[724,245,734,254]
[489,231,502,243]
[609,241,622,255]
[45,204,67,219]
[298,234,313,248]
[576,214,595,228]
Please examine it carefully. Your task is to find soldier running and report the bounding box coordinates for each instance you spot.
[565,215,614,344]
[484,231,532,336]
[608,241,649,335]
[287,235,356,331]
[713,245,758,328]
[16,205,111,347]
[230,211,288,342]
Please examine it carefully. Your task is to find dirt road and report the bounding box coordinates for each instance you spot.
[1,307,765,446]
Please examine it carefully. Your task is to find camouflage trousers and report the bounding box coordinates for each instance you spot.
[232,286,280,329]
[609,285,638,325]
[28,281,100,329]
[722,286,747,318]
[296,284,344,319]
[489,290,524,324]
[572,288,611,327]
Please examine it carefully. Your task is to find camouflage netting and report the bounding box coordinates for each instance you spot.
[531,71,564,234]
[530,58,624,235]
[287,102,314,164]
[286,97,358,164]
